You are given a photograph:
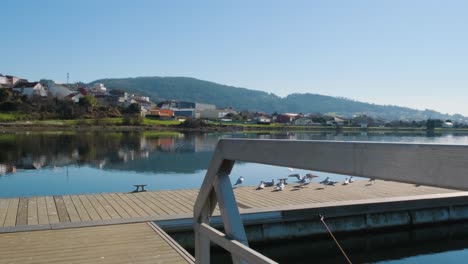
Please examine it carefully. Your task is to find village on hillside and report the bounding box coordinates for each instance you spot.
[0,73,459,128]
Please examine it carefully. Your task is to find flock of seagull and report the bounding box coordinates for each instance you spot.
[233,171,363,191]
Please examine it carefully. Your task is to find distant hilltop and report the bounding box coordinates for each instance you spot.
[90,76,466,122]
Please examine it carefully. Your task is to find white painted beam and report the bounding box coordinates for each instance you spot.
[219,139,468,191]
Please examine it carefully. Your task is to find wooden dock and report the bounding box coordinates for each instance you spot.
[0,180,458,231]
[0,222,194,264]
[0,180,464,264]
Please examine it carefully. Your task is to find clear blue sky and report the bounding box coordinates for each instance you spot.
[2,0,468,115]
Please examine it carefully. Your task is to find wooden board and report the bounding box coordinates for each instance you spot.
[0,222,193,264]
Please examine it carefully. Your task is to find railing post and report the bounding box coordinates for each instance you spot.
[195,188,217,264]
[215,169,248,264]
[195,205,210,263]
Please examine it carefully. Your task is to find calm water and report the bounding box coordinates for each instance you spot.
[2,130,468,263]
[2,130,468,197]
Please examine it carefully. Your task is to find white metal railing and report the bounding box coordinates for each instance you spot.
[193,139,468,263]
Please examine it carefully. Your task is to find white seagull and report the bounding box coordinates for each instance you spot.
[233,176,244,186]
[275,180,285,191]
[343,178,350,185]
[349,176,355,183]
[257,181,265,190]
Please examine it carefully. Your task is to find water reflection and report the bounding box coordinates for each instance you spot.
[1,131,468,175]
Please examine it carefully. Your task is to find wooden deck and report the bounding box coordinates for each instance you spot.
[0,222,194,264]
[0,180,459,232]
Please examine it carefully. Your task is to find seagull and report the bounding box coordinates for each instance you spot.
[288,174,302,181]
[265,179,276,187]
[275,180,285,191]
[257,181,265,190]
[320,177,330,185]
[368,178,376,184]
[327,180,338,186]
[301,178,312,187]
[343,178,350,185]
[278,178,289,185]
[288,167,294,172]
[305,173,319,180]
[349,176,355,183]
[233,176,244,186]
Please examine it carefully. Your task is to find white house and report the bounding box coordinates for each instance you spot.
[64,92,85,103]
[46,81,74,99]
[442,121,454,128]
[12,82,47,98]
[196,108,237,119]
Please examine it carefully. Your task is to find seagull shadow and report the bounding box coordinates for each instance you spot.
[315,187,325,190]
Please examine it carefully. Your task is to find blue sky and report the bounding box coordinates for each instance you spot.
[2,0,468,115]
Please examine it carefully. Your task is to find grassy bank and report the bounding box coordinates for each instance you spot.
[1,117,468,133]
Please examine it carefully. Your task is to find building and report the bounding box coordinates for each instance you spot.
[0,74,27,88]
[146,108,175,119]
[89,83,107,96]
[12,82,47,98]
[442,121,454,128]
[157,101,216,118]
[293,117,321,126]
[46,81,74,99]
[276,113,299,123]
[63,91,85,103]
[326,117,346,126]
[197,108,237,119]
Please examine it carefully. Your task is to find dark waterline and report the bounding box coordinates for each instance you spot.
[210,221,468,264]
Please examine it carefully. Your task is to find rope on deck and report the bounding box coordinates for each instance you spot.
[319,214,353,264]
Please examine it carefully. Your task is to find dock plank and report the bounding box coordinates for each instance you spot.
[27,197,38,226]
[16,198,28,226]
[70,195,91,222]
[86,195,111,220]
[116,193,150,217]
[0,199,9,226]
[3,198,19,227]
[62,196,81,222]
[78,195,101,221]
[108,193,139,218]
[125,193,158,216]
[101,194,131,219]
[44,196,59,224]
[94,194,121,219]
[36,197,49,225]
[54,196,70,223]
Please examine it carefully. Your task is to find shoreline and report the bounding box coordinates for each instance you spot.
[0,123,468,134]
[1,122,467,133]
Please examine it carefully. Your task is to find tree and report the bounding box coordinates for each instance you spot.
[0,89,12,102]
[125,103,141,115]
[79,96,97,108]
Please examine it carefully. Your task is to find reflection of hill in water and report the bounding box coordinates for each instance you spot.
[2,131,462,174]
[103,151,213,174]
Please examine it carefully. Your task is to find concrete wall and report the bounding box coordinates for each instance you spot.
[159,193,468,248]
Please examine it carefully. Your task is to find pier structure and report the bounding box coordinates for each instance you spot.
[2,140,468,263]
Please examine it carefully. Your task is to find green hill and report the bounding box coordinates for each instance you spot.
[90,76,464,121]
